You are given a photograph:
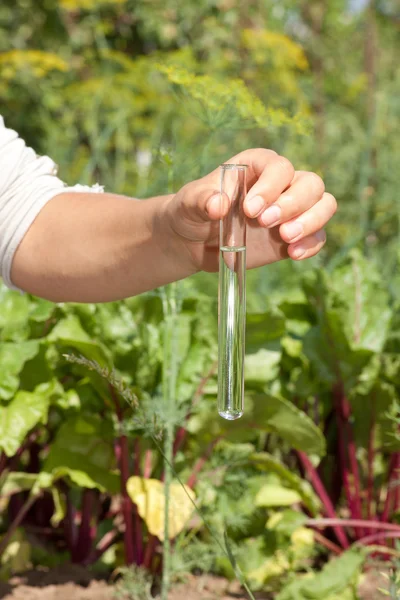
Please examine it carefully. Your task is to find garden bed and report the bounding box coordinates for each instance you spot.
[0,565,387,600]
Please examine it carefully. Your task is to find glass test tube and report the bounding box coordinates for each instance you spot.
[217,164,247,420]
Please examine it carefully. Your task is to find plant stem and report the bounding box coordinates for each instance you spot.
[395,454,400,513]
[143,449,152,479]
[63,484,77,555]
[120,432,135,564]
[0,493,38,557]
[161,282,180,600]
[133,438,143,565]
[72,489,96,563]
[307,518,400,532]
[312,531,342,555]
[333,383,364,536]
[0,452,6,476]
[366,399,376,529]
[86,529,121,565]
[381,453,397,523]
[110,384,136,565]
[143,536,158,570]
[355,531,400,546]
[297,451,349,548]
[172,360,218,458]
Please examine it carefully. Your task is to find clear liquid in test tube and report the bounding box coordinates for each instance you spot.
[218,164,247,420]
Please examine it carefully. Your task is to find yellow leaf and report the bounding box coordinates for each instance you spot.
[126,476,195,541]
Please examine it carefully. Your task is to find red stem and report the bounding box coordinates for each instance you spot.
[133,438,143,565]
[381,453,397,522]
[187,438,220,489]
[312,530,342,555]
[120,433,135,564]
[143,536,158,570]
[0,452,6,476]
[297,451,349,548]
[307,518,400,532]
[63,485,78,554]
[85,529,122,565]
[356,531,400,546]
[173,360,218,458]
[143,450,152,479]
[394,455,400,514]
[366,402,375,527]
[72,489,96,563]
[333,384,364,537]
[173,427,186,457]
[110,384,135,565]
[142,444,158,571]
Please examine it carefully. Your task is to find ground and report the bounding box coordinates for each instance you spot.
[0,565,387,600]
[0,565,267,600]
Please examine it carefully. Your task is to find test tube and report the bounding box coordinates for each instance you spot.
[218,164,248,420]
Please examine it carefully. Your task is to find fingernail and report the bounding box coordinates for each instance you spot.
[291,245,306,259]
[206,193,220,215]
[283,221,303,241]
[261,205,281,227]
[245,195,264,218]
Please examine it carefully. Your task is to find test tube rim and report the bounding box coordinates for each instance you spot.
[220,163,248,170]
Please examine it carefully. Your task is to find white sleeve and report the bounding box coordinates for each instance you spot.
[0,115,104,292]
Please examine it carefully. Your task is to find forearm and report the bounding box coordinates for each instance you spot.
[11,192,197,303]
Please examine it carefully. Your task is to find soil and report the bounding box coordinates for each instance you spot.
[0,565,269,600]
[0,564,387,600]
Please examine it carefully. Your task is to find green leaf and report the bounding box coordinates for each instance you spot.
[255,483,302,507]
[234,536,289,589]
[245,349,281,386]
[267,510,308,535]
[18,344,53,392]
[303,321,373,393]
[189,393,325,457]
[0,381,57,457]
[302,263,390,395]
[0,529,31,578]
[301,548,365,598]
[250,453,320,515]
[276,548,366,599]
[246,310,286,353]
[48,315,111,367]
[28,298,55,323]
[243,394,326,457]
[43,415,119,493]
[0,285,31,341]
[330,250,392,353]
[0,472,38,496]
[0,340,40,400]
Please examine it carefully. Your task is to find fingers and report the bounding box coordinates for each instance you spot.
[180,148,287,223]
[198,148,293,221]
[280,192,337,245]
[288,229,327,260]
[243,154,295,218]
[258,171,325,228]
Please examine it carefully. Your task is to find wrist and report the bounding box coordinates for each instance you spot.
[151,192,200,280]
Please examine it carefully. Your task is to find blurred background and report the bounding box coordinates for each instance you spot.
[0,1,400,599]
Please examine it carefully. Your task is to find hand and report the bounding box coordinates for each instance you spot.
[163,148,337,272]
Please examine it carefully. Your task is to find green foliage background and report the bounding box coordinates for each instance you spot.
[0,0,400,598]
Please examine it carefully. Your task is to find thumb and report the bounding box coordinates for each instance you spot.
[179,180,230,223]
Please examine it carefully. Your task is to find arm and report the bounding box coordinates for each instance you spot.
[11,148,337,304]
[11,191,196,303]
